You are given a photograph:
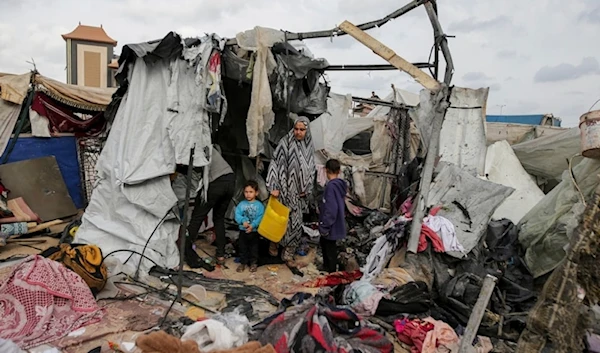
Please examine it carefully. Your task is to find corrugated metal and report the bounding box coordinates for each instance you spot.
[486,114,561,127]
[438,87,489,176]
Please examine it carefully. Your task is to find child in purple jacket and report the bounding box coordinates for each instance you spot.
[319,159,347,273]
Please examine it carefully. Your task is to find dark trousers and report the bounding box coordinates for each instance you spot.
[187,173,235,258]
[238,231,259,265]
[320,237,338,273]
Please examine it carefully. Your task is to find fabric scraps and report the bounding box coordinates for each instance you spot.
[394,318,434,353]
[31,92,106,136]
[424,215,465,254]
[371,268,415,291]
[253,296,392,353]
[375,281,432,316]
[421,317,459,353]
[41,243,108,296]
[137,330,200,353]
[0,222,28,236]
[0,197,40,224]
[343,280,386,316]
[0,255,103,349]
[182,319,238,352]
[0,339,24,353]
[302,270,363,288]
[418,224,445,253]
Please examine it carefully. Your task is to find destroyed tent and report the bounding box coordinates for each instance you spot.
[75,29,332,272]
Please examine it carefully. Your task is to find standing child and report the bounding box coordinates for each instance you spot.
[234,180,265,273]
[319,159,347,273]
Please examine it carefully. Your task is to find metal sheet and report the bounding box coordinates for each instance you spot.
[0,156,78,221]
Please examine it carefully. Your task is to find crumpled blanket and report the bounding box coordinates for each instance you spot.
[421,317,459,353]
[424,215,465,254]
[302,270,363,288]
[253,296,392,353]
[0,255,103,349]
[418,224,445,253]
[343,280,386,316]
[394,318,434,353]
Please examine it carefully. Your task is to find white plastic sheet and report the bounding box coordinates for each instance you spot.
[485,140,545,224]
[512,127,581,181]
[77,53,214,272]
[0,99,20,157]
[438,87,489,176]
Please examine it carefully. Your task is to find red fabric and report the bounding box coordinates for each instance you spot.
[31,92,106,137]
[394,318,435,353]
[302,270,363,288]
[428,206,442,216]
[0,255,104,349]
[418,224,445,253]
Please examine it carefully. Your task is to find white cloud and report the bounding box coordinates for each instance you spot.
[0,0,598,127]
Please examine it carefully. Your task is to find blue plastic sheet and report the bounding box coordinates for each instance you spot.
[0,136,83,208]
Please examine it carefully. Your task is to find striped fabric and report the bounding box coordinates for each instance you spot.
[266,117,315,249]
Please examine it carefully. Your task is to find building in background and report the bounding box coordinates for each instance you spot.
[62,23,118,88]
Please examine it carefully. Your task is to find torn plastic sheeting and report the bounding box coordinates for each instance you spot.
[438,87,489,176]
[0,99,20,157]
[310,93,374,153]
[518,158,600,278]
[485,140,545,224]
[365,87,420,120]
[77,51,215,272]
[485,122,567,146]
[512,127,581,181]
[427,162,514,258]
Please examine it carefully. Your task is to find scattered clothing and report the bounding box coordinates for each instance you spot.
[41,243,108,296]
[394,318,434,353]
[371,268,415,291]
[0,197,40,224]
[137,330,200,353]
[302,270,363,288]
[418,224,445,253]
[0,222,28,236]
[318,178,347,240]
[266,116,316,250]
[182,319,238,351]
[343,280,386,316]
[253,296,392,353]
[421,317,459,353]
[424,215,465,254]
[375,282,432,316]
[0,255,103,349]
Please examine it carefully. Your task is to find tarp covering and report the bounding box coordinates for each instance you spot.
[0,73,30,105]
[365,87,420,120]
[486,114,560,127]
[438,87,489,176]
[427,162,514,258]
[512,127,581,181]
[486,122,566,146]
[0,135,84,208]
[77,37,218,272]
[485,140,545,224]
[34,74,116,111]
[518,158,600,278]
[0,100,20,157]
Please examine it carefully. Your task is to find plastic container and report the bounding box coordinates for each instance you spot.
[580,110,600,159]
[258,196,290,243]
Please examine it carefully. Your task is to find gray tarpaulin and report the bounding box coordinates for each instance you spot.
[512,127,581,181]
[427,162,514,258]
[518,157,600,278]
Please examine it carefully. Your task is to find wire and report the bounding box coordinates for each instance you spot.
[589,98,600,112]
[569,154,586,207]
[130,208,176,279]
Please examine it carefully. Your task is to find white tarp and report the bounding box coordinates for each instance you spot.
[512,127,581,181]
[310,93,374,153]
[485,140,545,224]
[438,87,489,176]
[365,87,420,120]
[77,46,214,273]
[0,100,20,157]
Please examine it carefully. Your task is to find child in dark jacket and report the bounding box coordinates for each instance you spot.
[318,159,347,273]
[234,180,265,273]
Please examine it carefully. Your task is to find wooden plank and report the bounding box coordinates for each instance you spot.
[458,274,498,353]
[338,20,441,92]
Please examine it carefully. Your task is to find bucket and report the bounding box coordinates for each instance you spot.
[579,110,600,159]
[258,196,290,243]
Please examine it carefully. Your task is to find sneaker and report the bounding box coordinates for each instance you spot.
[236,264,246,273]
[250,264,258,272]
